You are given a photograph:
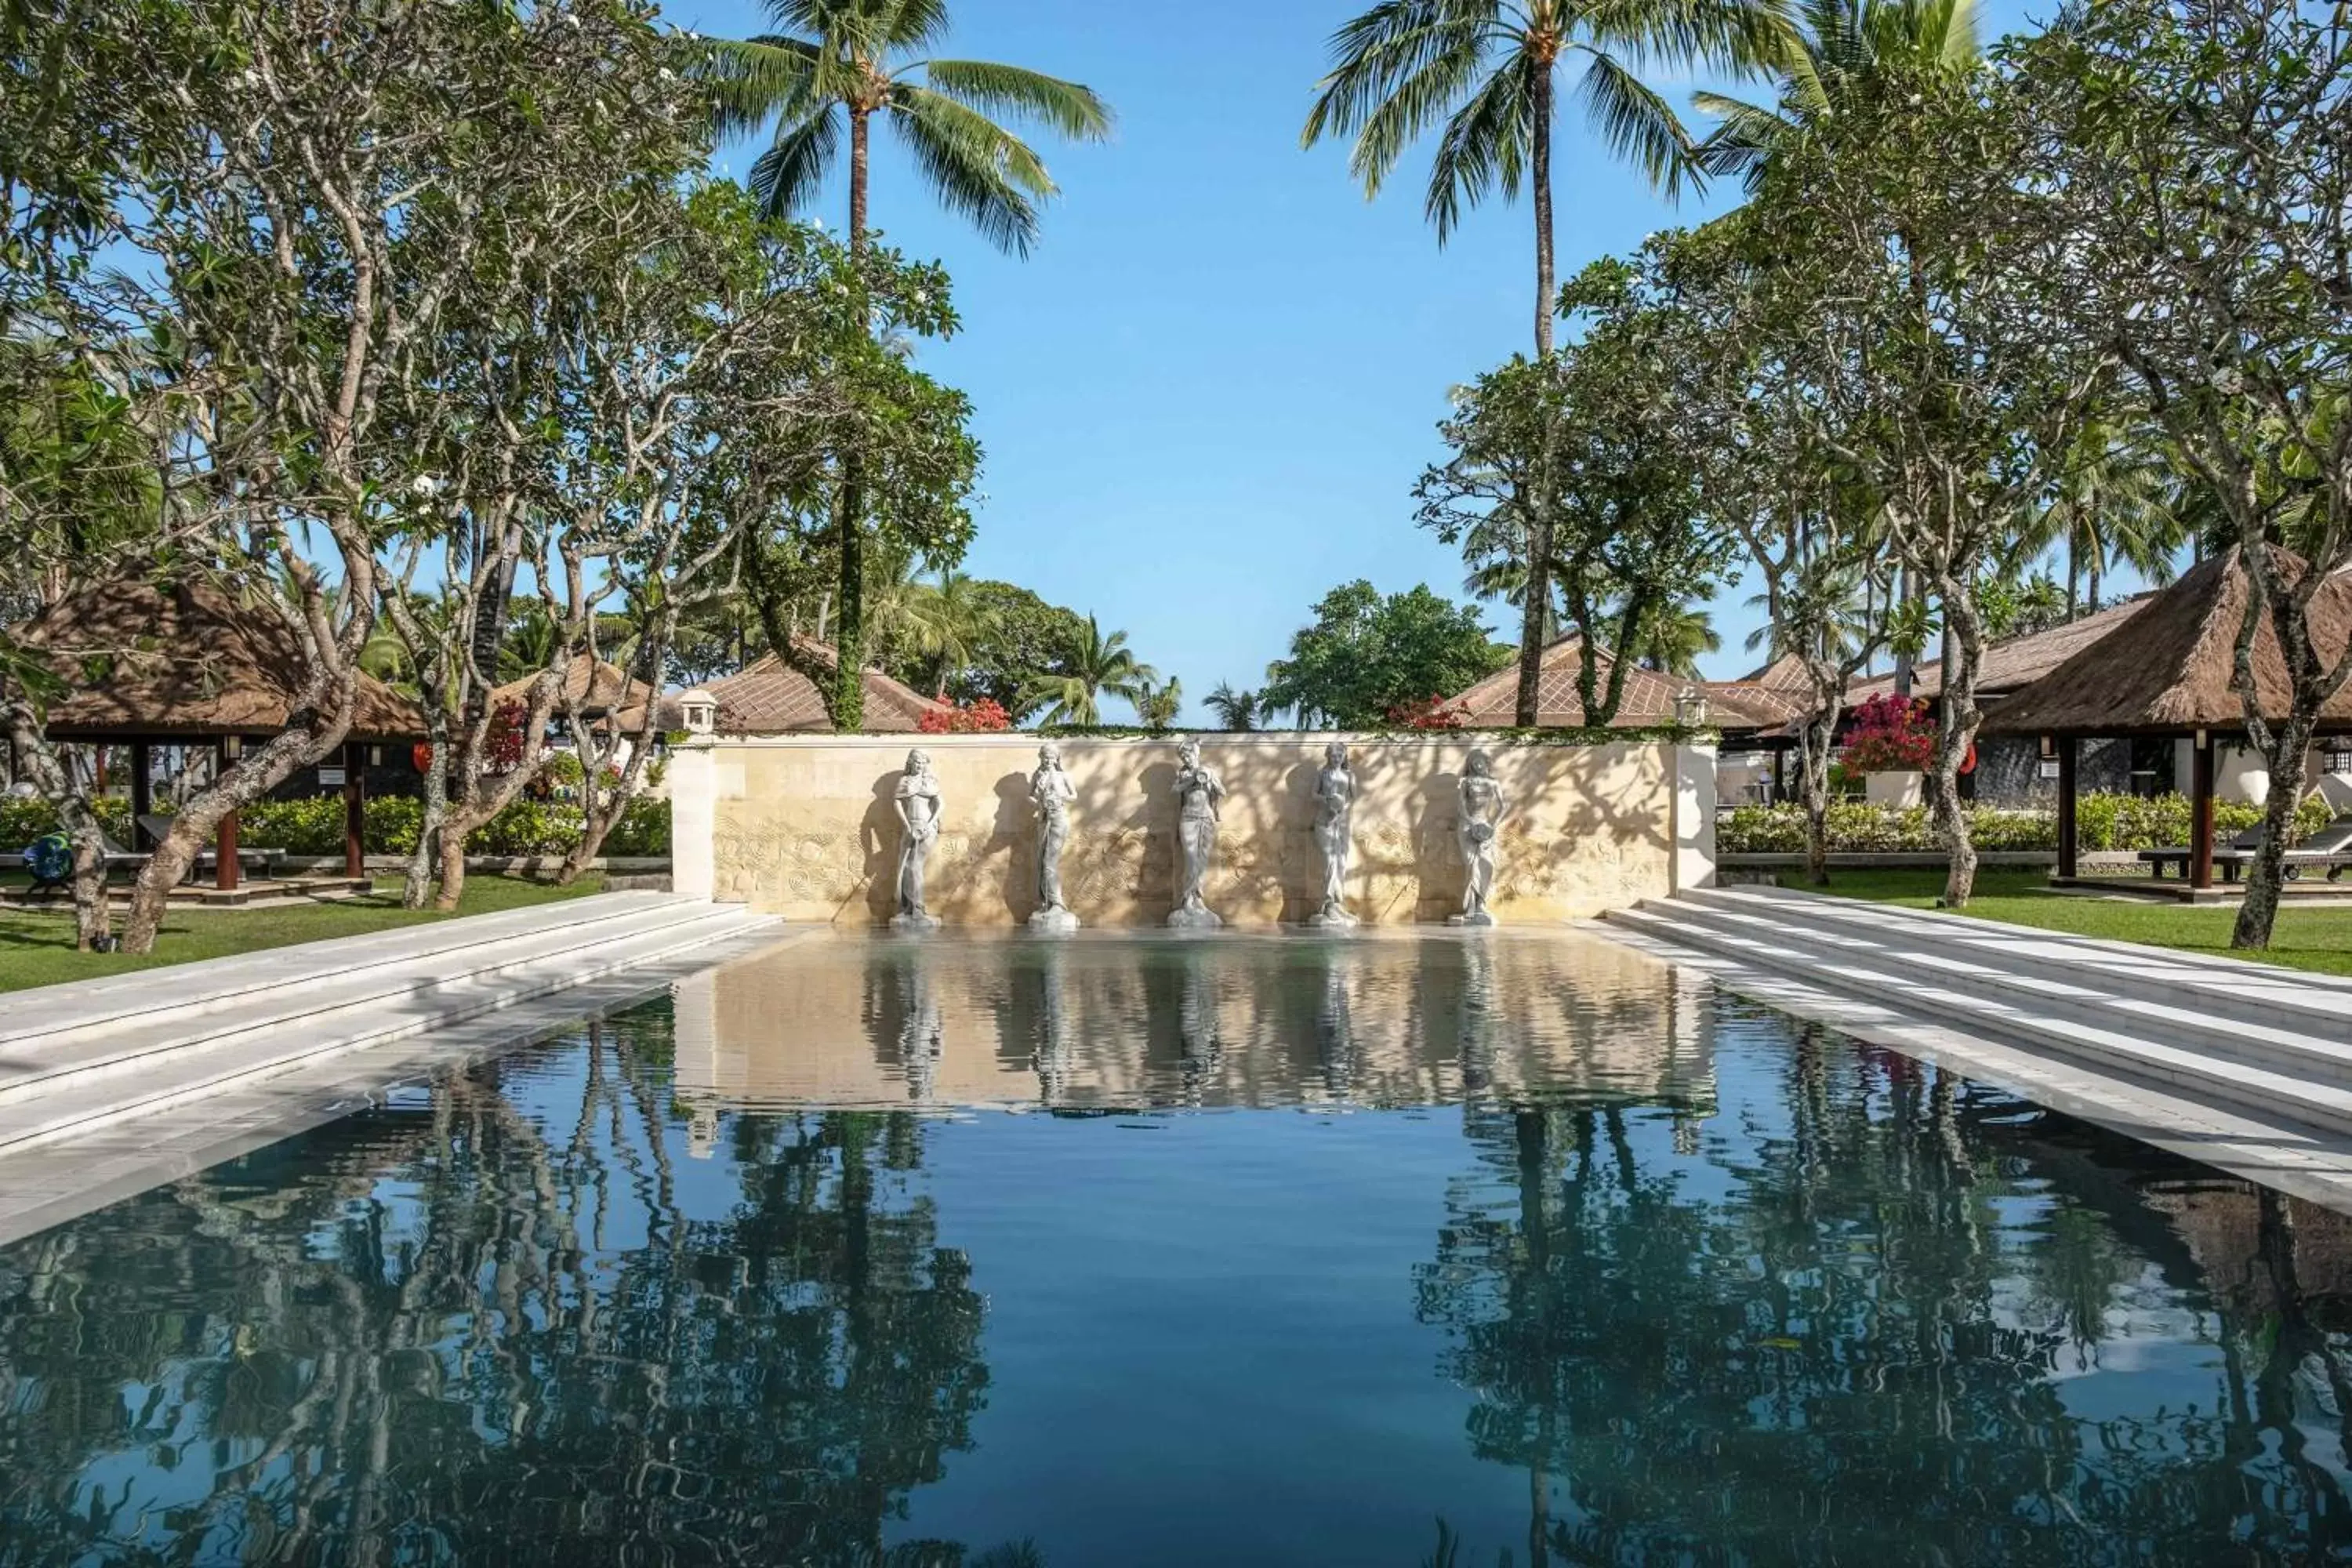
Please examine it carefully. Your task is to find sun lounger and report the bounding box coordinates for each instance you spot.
[2139,813,2352,881]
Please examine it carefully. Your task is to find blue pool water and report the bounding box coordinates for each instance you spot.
[2,930,2350,1565]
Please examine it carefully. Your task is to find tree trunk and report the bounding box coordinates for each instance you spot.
[1929,586,1986,908]
[1531,66,1555,359]
[403,720,448,910]
[3,710,111,949]
[1513,509,1553,728]
[830,106,875,732]
[437,817,469,912]
[123,717,349,952]
[2232,713,2314,951]
[1801,702,1840,887]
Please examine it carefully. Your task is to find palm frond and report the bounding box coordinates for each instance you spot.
[1689,89,1788,181]
[1307,5,1496,197]
[1573,47,1704,201]
[921,60,1113,140]
[889,83,1052,256]
[880,0,954,53]
[1423,51,1533,240]
[748,102,842,220]
[692,34,826,143]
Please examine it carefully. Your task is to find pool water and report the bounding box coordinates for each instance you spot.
[5,930,2352,1566]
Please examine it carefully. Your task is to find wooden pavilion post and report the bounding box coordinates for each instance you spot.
[2056,735,2079,881]
[129,740,153,848]
[215,738,240,892]
[343,739,366,879]
[2190,729,2216,891]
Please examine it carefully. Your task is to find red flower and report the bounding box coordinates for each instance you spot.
[918,698,1014,734]
[1842,694,1936,773]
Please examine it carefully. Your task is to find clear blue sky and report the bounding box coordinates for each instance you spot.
[671,0,2045,722]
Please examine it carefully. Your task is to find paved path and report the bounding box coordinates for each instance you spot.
[1602,885,2352,1214]
[0,893,791,1240]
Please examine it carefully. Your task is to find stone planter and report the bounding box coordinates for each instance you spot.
[1864,770,1923,808]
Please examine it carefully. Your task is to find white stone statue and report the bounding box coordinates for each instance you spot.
[1309,742,1359,927]
[1450,749,1508,927]
[1167,738,1226,929]
[1029,742,1079,932]
[891,748,942,931]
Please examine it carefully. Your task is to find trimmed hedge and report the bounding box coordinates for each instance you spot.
[1721,792,2336,855]
[1,793,669,858]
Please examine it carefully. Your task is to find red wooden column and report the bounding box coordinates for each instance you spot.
[2190,730,2217,891]
[2056,735,2079,881]
[343,740,366,879]
[215,739,240,892]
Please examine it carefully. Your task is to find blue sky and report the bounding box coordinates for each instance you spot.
[670,0,2045,722]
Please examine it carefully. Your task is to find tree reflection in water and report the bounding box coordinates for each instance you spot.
[1417,1014,2352,1566]
[0,1019,990,1566]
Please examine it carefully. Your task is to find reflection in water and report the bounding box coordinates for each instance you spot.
[0,1025,989,1566]
[5,938,2352,1565]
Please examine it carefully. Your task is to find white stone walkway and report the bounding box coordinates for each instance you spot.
[0,893,794,1243]
[1602,886,2352,1213]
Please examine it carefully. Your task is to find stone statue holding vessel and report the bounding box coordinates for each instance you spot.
[1450,750,1508,927]
[1167,738,1226,929]
[1309,742,1359,927]
[891,748,943,931]
[1029,742,1080,931]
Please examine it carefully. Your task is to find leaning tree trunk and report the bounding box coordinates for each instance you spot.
[2232,712,2315,951]
[1928,586,1987,908]
[123,717,347,953]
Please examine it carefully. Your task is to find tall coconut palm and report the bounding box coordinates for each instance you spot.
[1135,675,1183,731]
[1019,614,1153,728]
[2009,422,2189,619]
[698,1,1111,725]
[871,561,997,695]
[1693,0,1980,191]
[1303,0,1769,358]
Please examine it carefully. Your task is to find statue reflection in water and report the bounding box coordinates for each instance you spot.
[1316,958,1357,1102]
[898,958,942,1103]
[1032,938,1075,1105]
[1457,938,1497,1097]
[1177,948,1223,1097]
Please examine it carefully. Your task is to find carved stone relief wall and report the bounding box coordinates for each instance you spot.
[707,735,1677,927]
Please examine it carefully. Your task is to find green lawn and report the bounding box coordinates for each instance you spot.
[1806,868,2352,978]
[0,874,606,994]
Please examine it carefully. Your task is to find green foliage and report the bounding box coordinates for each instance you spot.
[1260,580,1512,730]
[1721,794,2336,855]
[1018,614,1154,728]
[2,795,669,859]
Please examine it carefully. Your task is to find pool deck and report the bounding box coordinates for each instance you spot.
[1604,887,2352,1214]
[0,894,798,1243]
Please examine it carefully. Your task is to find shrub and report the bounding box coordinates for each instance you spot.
[1841,694,1936,774]
[1720,791,2338,855]
[918,698,1012,734]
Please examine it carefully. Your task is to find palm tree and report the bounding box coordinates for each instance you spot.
[871,563,996,695]
[2010,423,2188,618]
[1135,675,1183,731]
[1693,0,1980,191]
[1018,614,1152,727]
[702,1,1113,256]
[1205,682,1261,731]
[1303,0,1767,358]
[1628,600,1719,677]
[699,1,1111,726]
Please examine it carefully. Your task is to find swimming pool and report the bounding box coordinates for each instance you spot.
[2,930,2347,1565]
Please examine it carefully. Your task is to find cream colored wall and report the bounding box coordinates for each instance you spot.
[705,734,1677,927]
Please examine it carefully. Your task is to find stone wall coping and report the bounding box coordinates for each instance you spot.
[702,731,1673,750]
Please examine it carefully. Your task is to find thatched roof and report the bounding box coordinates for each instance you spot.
[1450,637,1779,730]
[1984,548,2352,736]
[489,654,669,732]
[13,577,426,741]
[1848,592,2154,708]
[704,637,949,734]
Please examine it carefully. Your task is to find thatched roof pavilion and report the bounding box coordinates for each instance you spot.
[1449,636,1782,731]
[1981,549,2352,890]
[9,578,426,887]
